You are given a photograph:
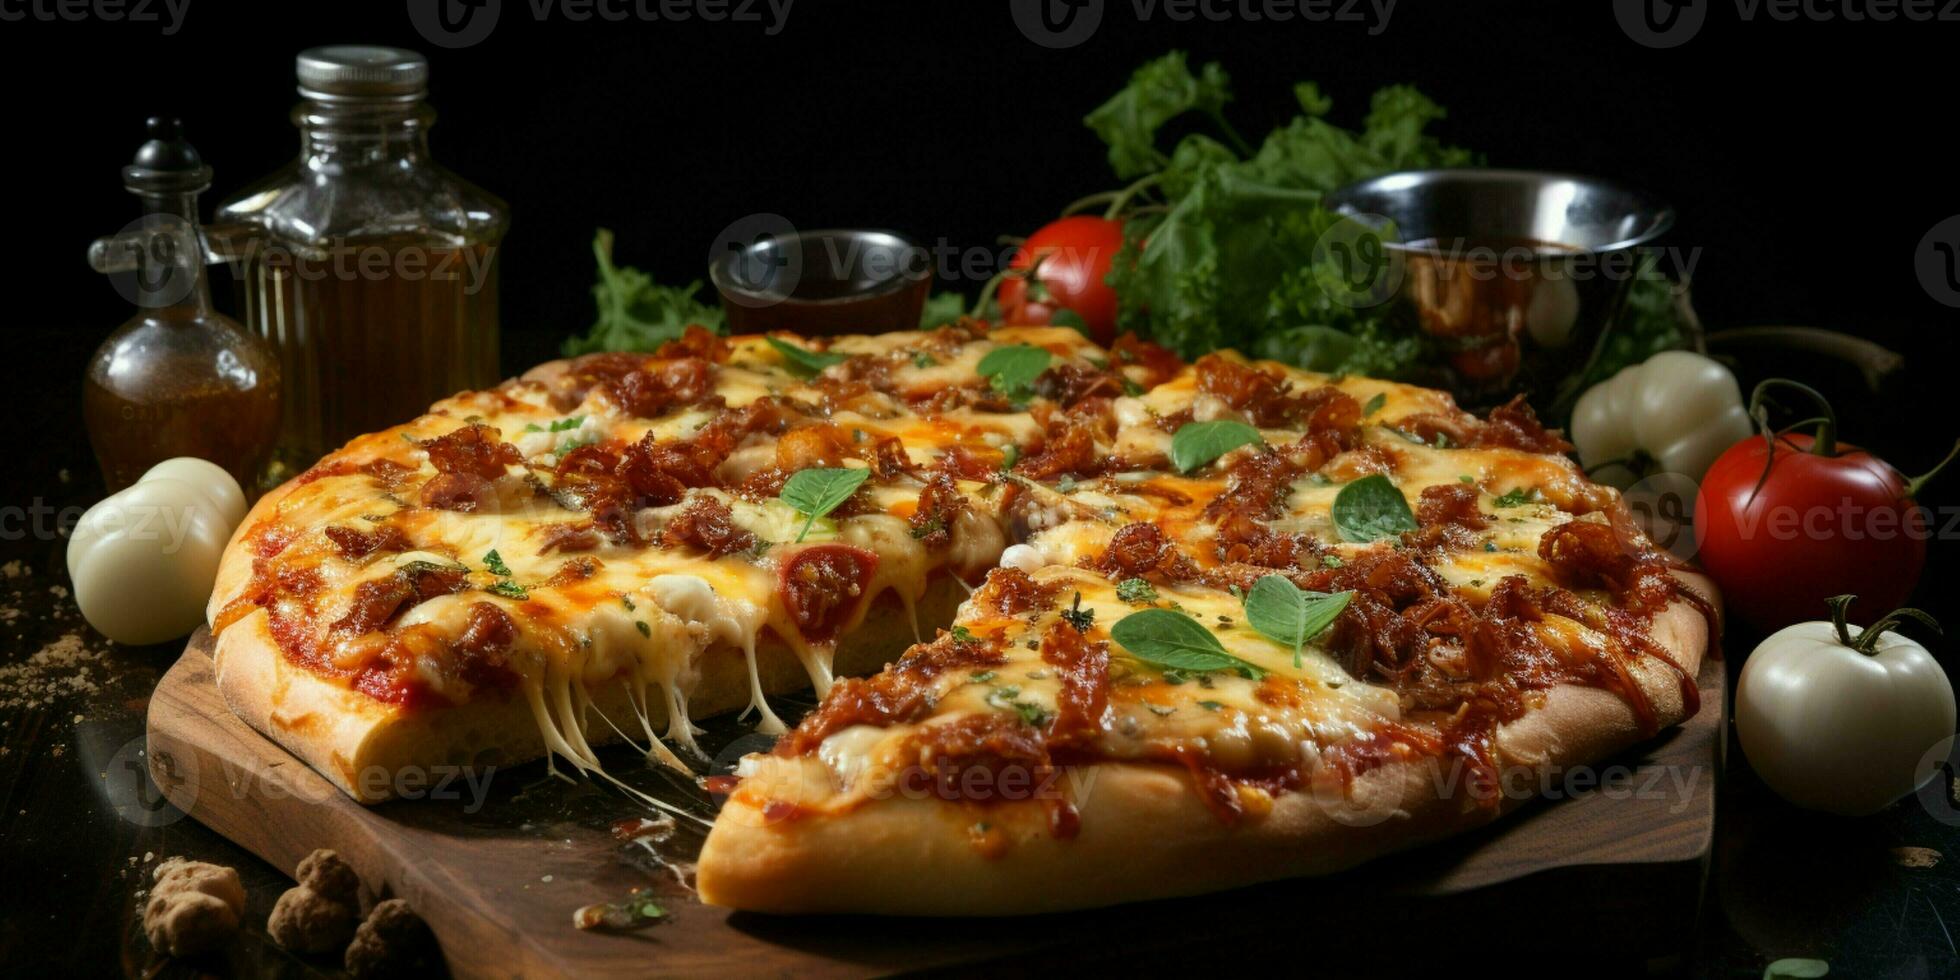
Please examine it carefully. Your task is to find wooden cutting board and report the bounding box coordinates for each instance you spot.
[147,628,1724,975]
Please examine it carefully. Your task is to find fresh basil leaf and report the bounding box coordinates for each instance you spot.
[779,467,870,542]
[1116,578,1158,604]
[1170,419,1263,473]
[1331,474,1418,543]
[766,337,848,376]
[482,549,513,578]
[1110,608,1266,679]
[1242,575,1352,667]
[1361,392,1386,417]
[977,344,1052,399]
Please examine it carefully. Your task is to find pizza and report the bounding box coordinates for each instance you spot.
[205,321,1715,915]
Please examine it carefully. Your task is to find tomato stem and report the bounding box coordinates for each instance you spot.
[972,252,1051,322]
[1905,438,1960,500]
[1749,379,1838,457]
[1059,190,1122,217]
[1827,594,1943,656]
[1102,173,1163,222]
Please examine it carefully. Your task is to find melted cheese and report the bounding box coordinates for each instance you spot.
[805,568,1405,804]
[228,326,1643,805]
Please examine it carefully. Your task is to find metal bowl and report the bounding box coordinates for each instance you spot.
[1321,169,1674,406]
[710,228,933,335]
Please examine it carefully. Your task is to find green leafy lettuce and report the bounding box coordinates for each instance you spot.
[1089,52,1685,383]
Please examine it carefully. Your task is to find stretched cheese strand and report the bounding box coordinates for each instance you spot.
[519,651,710,827]
[626,662,694,772]
[646,574,785,735]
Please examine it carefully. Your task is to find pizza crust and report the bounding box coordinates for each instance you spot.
[212,575,968,803]
[695,576,1715,915]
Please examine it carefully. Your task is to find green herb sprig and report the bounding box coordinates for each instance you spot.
[779,467,870,542]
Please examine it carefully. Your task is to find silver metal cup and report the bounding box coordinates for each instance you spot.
[1322,168,1673,407]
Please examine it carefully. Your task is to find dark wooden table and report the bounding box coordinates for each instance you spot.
[5,326,1960,979]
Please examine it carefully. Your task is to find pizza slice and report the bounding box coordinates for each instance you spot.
[696,352,1716,914]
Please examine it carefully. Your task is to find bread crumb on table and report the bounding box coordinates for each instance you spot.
[142,858,245,957]
[267,849,363,955]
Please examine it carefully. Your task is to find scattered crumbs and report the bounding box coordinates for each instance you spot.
[48,585,68,600]
[143,851,155,863]
[72,714,82,724]
[50,745,64,758]
[0,633,106,710]
[0,561,23,579]
[1893,846,1942,869]
[540,874,554,883]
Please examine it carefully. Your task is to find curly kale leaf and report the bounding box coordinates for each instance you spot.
[561,229,726,355]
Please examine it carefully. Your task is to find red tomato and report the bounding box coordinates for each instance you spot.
[777,543,879,644]
[997,215,1126,344]
[1694,431,1929,632]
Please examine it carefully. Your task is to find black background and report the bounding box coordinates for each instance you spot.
[5,2,1960,975]
[2,0,1953,487]
[5,0,1951,627]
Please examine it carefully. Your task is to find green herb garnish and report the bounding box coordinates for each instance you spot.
[1330,474,1418,543]
[1169,419,1263,473]
[1110,608,1266,680]
[1242,574,1352,668]
[766,337,849,376]
[1116,578,1159,604]
[1060,592,1095,632]
[1493,486,1543,508]
[977,344,1052,400]
[778,467,870,542]
[488,580,529,600]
